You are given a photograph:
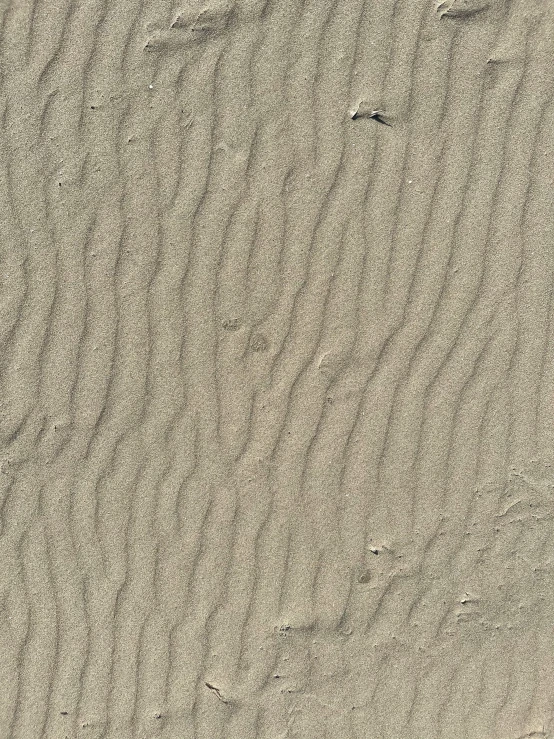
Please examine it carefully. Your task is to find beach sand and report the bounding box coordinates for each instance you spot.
[1,0,554,737]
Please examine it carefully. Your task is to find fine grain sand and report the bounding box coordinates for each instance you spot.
[1,0,554,737]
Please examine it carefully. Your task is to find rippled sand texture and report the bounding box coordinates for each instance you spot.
[1,0,554,737]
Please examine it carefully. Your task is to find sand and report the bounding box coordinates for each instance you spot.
[1,0,554,737]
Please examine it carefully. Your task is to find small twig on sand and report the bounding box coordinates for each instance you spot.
[205,682,229,704]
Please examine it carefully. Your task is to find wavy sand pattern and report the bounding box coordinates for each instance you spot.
[1,0,554,737]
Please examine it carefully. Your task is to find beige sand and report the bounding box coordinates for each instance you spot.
[1,0,554,737]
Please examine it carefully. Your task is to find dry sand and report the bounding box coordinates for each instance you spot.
[1,0,554,737]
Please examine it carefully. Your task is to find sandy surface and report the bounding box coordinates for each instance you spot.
[1,0,554,737]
